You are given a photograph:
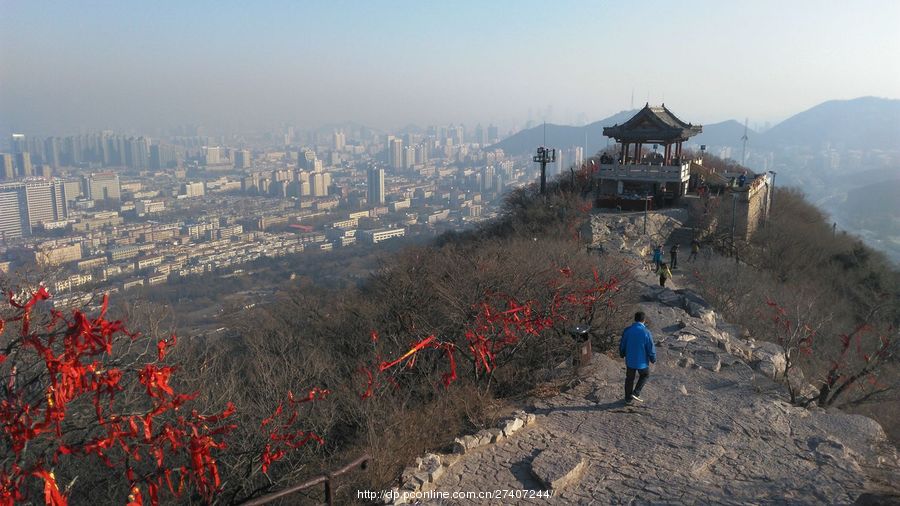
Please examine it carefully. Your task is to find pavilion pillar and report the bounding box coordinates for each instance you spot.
[664,144,670,165]
[635,143,641,164]
[620,142,627,163]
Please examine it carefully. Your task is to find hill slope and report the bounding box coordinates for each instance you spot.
[391,212,900,505]
[490,110,637,157]
[690,119,756,150]
[758,96,900,150]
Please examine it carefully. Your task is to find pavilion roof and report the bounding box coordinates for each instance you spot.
[603,104,702,143]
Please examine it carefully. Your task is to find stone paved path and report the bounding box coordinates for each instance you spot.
[420,271,899,505]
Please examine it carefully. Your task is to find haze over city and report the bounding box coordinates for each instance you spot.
[2,0,899,134]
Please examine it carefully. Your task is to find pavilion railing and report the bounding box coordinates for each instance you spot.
[239,454,371,506]
[596,162,690,181]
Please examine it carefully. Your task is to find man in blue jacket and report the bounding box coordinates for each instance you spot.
[619,311,656,403]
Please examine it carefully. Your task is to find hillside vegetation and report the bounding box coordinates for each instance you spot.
[694,186,900,438]
[1,171,897,504]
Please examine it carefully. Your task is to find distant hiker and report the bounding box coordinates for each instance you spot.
[738,172,747,187]
[619,312,656,404]
[670,244,679,269]
[658,262,673,287]
[652,245,663,272]
[689,239,700,262]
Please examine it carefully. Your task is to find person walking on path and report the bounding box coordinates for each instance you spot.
[688,239,700,262]
[658,262,673,287]
[670,244,679,269]
[619,312,656,403]
[652,245,663,272]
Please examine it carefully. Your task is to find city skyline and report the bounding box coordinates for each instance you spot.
[2,0,899,135]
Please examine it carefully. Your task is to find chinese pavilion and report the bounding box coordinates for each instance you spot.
[597,104,702,203]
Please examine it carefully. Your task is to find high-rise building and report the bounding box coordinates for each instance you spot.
[233,149,251,169]
[403,146,416,169]
[85,172,121,201]
[10,134,26,154]
[333,131,345,151]
[414,144,428,165]
[367,167,385,206]
[573,146,584,168]
[297,148,317,170]
[487,124,499,143]
[0,183,29,240]
[62,180,83,202]
[0,180,67,240]
[203,146,223,165]
[310,171,330,197]
[389,138,403,170]
[480,166,495,192]
[125,137,150,169]
[452,125,465,147]
[150,144,179,170]
[43,137,61,168]
[15,152,32,177]
[0,154,15,180]
[24,180,68,228]
[182,182,205,198]
[474,124,487,145]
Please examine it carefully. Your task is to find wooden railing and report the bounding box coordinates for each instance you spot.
[240,454,371,506]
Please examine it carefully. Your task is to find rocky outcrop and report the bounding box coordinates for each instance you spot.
[407,267,899,504]
[584,208,687,254]
[392,212,899,504]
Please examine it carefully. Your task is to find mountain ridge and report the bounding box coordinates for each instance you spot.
[492,96,900,156]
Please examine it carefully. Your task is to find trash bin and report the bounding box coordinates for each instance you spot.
[571,325,592,368]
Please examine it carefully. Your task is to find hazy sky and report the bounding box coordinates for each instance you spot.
[1,0,898,135]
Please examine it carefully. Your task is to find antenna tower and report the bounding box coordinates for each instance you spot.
[533,124,556,195]
[740,118,749,166]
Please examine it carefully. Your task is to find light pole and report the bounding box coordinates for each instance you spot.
[731,192,737,258]
[768,170,777,210]
[644,195,650,235]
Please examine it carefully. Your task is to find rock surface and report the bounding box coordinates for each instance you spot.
[529,446,585,490]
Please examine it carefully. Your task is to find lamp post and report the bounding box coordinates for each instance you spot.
[731,192,737,258]
[644,195,650,235]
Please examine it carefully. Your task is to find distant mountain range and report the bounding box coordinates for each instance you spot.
[489,110,637,158]
[756,97,900,150]
[492,96,900,155]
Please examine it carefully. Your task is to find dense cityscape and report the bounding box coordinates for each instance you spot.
[0,125,593,310]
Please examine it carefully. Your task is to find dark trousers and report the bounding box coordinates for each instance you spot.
[670,252,678,269]
[625,367,649,399]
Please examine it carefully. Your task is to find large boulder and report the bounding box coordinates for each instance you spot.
[751,341,787,379]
